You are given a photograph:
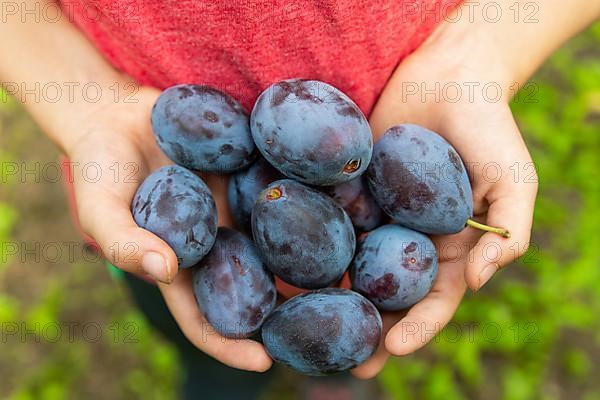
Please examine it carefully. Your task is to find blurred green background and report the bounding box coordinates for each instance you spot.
[1,22,599,400]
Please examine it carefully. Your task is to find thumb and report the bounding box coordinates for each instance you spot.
[78,189,178,283]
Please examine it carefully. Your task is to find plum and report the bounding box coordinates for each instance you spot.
[192,228,277,338]
[151,84,256,173]
[322,176,383,232]
[250,79,372,186]
[251,179,356,289]
[131,165,217,268]
[261,288,381,375]
[227,157,284,233]
[349,224,438,310]
[367,124,510,237]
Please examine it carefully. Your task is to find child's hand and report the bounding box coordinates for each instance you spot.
[351,37,538,379]
[67,86,271,372]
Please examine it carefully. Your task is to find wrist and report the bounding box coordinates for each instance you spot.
[417,13,517,101]
[57,83,158,156]
[420,0,600,97]
[369,23,515,138]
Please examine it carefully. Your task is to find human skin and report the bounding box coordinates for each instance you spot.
[351,0,600,379]
[1,0,599,376]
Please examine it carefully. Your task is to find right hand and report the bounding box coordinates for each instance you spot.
[67,85,272,372]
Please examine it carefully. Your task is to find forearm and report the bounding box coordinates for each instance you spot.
[370,0,600,136]
[0,0,131,152]
[422,0,600,94]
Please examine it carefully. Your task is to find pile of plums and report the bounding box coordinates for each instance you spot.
[131,79,509,376]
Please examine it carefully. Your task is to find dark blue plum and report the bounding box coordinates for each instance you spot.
[192,228,277,338]
[349,225,438,311]
[131,166,217,268]
[151,84,256,173]
[367,124,473,235]
[250,79,372,186]
[262,288,381,376]
[227,157,284,233]
[251,179,356,289]
[322,176,384,232]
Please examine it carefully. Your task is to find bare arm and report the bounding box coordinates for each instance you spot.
[372,0,600,133]
[0,0,130,152]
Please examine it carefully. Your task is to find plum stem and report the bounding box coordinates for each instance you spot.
[466,219,511,238]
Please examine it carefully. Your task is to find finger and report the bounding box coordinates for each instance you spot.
[78,189,178,283]
[440,108,537,291]
[385,257,466,356]
[201,172,234,226]
[465,180,537,291]
[72,137,177,283]
[351,312,401,379]
[351,344,389,379]
[159,269,273,372]
[431,224,484,264]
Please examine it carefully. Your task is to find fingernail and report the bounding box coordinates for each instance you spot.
[477,263,499,291]
[142,252,171,283]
